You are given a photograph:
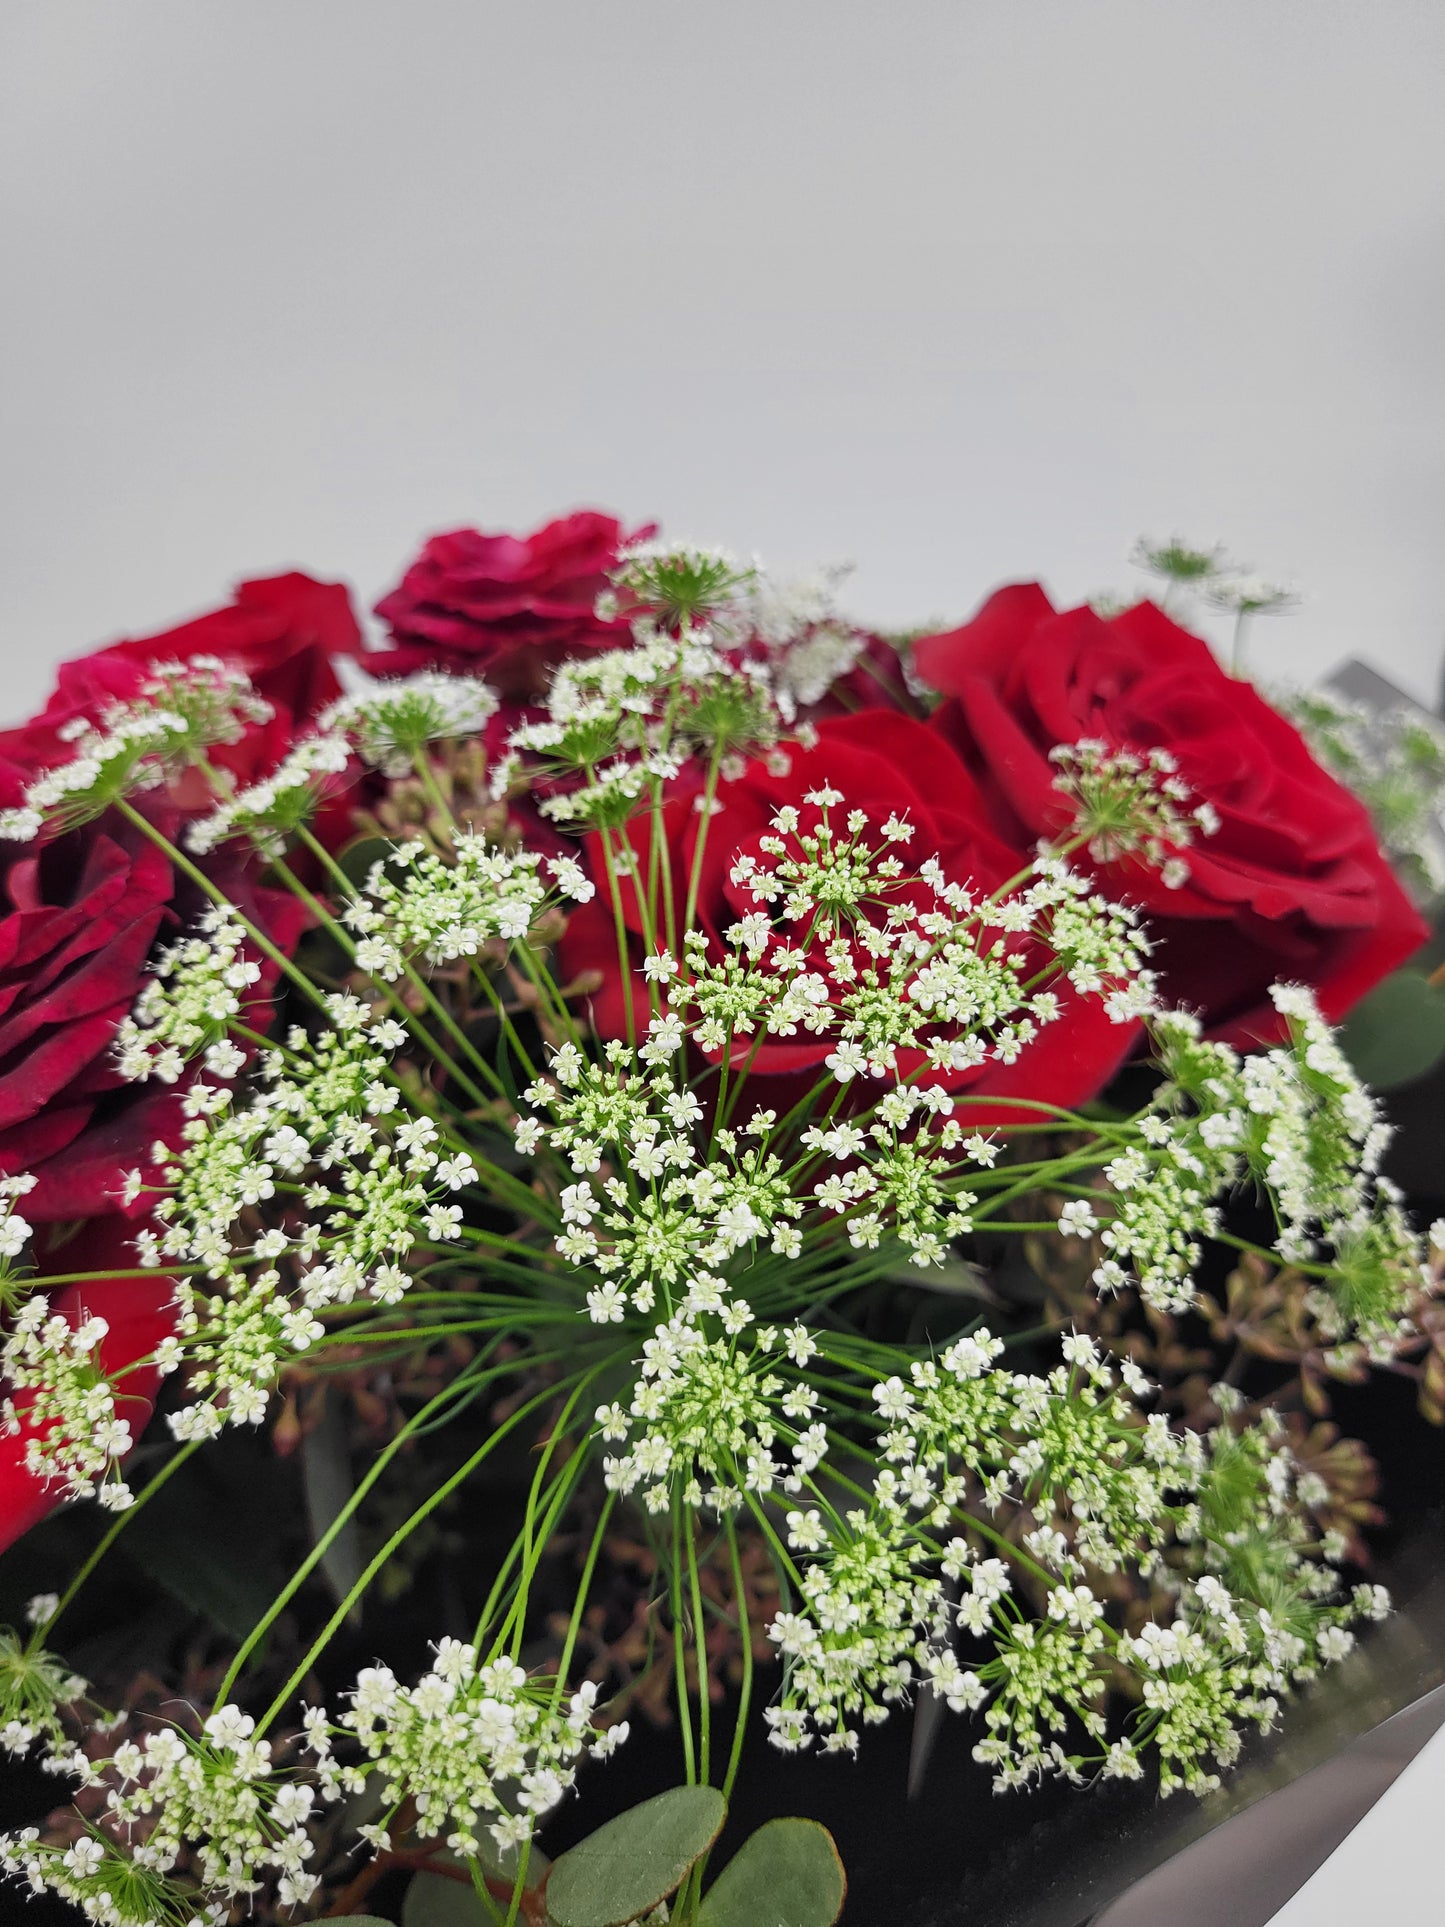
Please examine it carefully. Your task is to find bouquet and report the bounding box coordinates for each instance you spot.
[0,517,1436,1927]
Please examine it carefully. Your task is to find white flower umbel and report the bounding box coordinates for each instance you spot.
[320,670,499,777]
[185,734,352,856]
[0,1299,140,1509]
[1,1703,325,1921]
[1109,987,1421,1336]
[507,614,784,828]
[597,1310,803,1515]
[671,797,1155,1077]
[765,1331,1383,1784]
[343,832,564,977]
[315,1645,627,1856]
[1049,737,1218,888]
[114,908,262,1084]
[0,658,273,841]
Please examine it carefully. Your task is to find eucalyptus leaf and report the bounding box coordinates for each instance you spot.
[544,1786,726,1927]
[1338,969,1445,1091]
[115,1443,288,1641]
[402,1868,490,1927]
[301,1395,364,1617]
[697,1817,846,1927]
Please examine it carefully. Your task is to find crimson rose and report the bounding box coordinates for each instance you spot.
[0,572,361,1546]
[372,511,655,698]
[560,710,1139,1118]
[0,571,362,799]
[914,585,1429,1045]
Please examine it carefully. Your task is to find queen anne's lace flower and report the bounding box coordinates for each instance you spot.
[313,1645,627,1854]
[320,669,499,776]
[0,577,1428,1926]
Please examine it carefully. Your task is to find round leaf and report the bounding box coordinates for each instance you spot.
[402,1841,551,1927]
[697,1817,846,1927]
[1338,969,1445,1090]
[402,1870,491,1927]
[544,1785,726,1927]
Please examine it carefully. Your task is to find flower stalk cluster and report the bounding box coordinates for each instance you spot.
[0,539,1431,1927]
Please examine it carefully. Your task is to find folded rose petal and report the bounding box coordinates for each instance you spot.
[372,511,655,698]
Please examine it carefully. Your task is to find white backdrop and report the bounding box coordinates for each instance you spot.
[2,0,1443,723]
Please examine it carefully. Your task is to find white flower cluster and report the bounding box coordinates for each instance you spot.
[764,1330,1379,1788]
[185,735,351,855]
[500,622,783,826]
[0,657,273,842]
[0,1628,88,1765]
[520,1041,806,1313]
[736,563,874,716]
[343,831,587,979]
[1,1299,139,1509]
[603,539,756,638]
[597,1313,822,1514]
[766,1331,1181,1757]
[120,989,474,1439]
[669,798,1155,1074]
[3,1704,321,1920]
[0,1173,35,1267]
[309,1643,627,1855]
[320,669,499,776]
[1098,986,1419,1331]
[1049,737,1219,887]
[114,908,261,1084]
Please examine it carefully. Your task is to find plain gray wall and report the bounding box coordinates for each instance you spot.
[2,0,1444,721]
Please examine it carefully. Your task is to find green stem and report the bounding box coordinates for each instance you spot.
[720,1516,754,1804]
[214,1352,504,1707]
[672,1497,698,1786]
[685,1511,711,1782]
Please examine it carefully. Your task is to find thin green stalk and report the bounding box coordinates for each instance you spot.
[685,1513,711,1782]
[671,1497,698,1786]
[255,1375,575,1733]
[411,748,459,836]
[682,744,725,935]
[720,1516,754,1803]
[213,1349,506,1705]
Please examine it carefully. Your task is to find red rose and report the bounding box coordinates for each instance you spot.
[914,586,1429,1044]
[0,810,307,1221]
[560,710,1139,1118]
[0,814,176,1220]
[0,572,362,806]
[0,821,305,1547]
[0,574,361,1546]
[372,511,655,698]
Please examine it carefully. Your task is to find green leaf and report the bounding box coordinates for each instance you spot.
[697,1818,846,1927]
[301,1396,364,1617]
[544,1786,726,1927]
[1338,969,1445,1090]
[326,1918,393,1925]
[887,1253,993,1300]
[115,1440,289,1642]
[402,1841,551,1927]
[402,1869,490,1927]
